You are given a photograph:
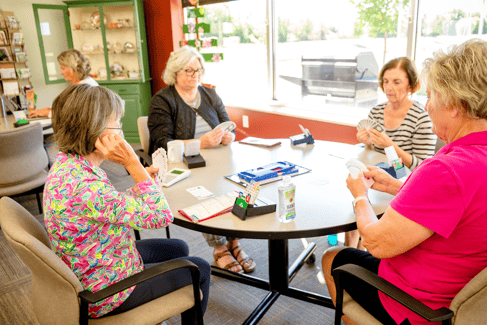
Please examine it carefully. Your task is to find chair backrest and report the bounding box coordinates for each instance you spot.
[0,122,49,186]
[435,137,446,154]
[449,266,487,324]
[137,116,149,154]
[0,197,84,325]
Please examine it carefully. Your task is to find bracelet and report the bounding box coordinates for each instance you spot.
[352,196,369,214]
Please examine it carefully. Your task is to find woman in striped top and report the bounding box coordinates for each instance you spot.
[349,57,436,248]
[357,57,437,170]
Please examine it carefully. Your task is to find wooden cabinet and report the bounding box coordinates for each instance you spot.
[32,0,151,142]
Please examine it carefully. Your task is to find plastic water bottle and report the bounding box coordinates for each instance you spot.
[278,176,296,223]
[327,234,338,246]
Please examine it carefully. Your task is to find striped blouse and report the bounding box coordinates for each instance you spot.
[368,101,437,170]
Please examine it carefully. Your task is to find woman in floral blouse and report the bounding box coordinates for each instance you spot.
[44,84,210,322]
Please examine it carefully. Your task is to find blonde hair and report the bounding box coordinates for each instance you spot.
[57,49,91,81]
[378,57,420,94]
[422,38,487,119]
[162,46,205,86]
[51,84,125,156]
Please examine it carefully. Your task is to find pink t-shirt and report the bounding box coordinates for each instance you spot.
[379,131,487,325]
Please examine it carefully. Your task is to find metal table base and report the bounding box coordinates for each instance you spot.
[210,239,335,325]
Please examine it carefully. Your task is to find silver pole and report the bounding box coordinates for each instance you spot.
[266,0,277,100]
[406,0,420,61]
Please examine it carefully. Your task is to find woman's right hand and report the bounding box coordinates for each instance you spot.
[95,134,138,167]
[363,166,403,196]
[29,107,51,118]
[199,128,224,149]
[357,127,373,145]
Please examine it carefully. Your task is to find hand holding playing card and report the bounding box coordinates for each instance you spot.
[357,127,373,145]
[368,129,394,148]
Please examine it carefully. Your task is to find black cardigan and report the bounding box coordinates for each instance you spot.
[148,85,232,154]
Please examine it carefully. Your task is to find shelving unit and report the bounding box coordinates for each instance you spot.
[0,10,31,102]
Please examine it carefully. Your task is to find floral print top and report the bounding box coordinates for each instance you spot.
[43,152,173,318]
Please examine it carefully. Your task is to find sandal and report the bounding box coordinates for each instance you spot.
[213,248,244,273]
[228,242,257,273]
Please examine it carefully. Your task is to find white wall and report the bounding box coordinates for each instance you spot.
[1,0,67,109]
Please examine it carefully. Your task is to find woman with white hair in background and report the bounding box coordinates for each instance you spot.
[148,46,256,274]
[29,49,98,118]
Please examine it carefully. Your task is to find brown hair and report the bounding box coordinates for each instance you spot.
[57,49,91,81]
[51,84,125,156]
[422,38,487,120]
[378,57,420,94]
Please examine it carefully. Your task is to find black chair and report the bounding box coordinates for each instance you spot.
[332,263,487,325]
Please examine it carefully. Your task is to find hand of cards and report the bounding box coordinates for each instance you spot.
[346,158,375,187]
[152,147,168,185]
[152,147,191,187]
[357,119,385,133]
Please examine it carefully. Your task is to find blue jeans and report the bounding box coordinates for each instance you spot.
[105,238,210,324]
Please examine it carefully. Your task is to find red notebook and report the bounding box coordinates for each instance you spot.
[178,193,237,223]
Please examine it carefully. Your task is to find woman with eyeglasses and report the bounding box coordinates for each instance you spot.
[148,46,256,274]
[44,84,211,321]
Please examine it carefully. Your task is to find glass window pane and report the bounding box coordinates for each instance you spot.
[104,4,142,81]
[68,6,106,81]
[183,0,267,104]
[415,0,487,105]
[276,0,411,110]
[37,8,70,82]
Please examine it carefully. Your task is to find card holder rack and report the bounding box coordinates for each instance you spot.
[231,197,276,221]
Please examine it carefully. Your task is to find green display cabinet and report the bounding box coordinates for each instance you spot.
[32,0,151,143]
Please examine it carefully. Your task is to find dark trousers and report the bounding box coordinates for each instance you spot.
[332,248,410,325]
[105,238,211,324]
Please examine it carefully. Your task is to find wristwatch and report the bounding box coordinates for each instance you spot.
[352,196,369,214]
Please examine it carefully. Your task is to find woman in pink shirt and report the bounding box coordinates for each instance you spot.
[322,39,487,325]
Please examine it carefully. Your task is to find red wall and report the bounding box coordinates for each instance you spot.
[144,0,184,94]
[143,0,358,145]
[226,106,358,144]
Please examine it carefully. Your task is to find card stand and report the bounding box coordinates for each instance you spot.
[290,133,314,145]
[183,154,206,169]
[232,197,276,221]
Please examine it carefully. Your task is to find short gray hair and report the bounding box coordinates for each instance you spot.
[57,49,91,81]
[162,46,205,86]
[51,84,125,156]
[422,38,487,120]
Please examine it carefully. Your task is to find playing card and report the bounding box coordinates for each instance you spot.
[371,122,385,133]
[152,148,168,184]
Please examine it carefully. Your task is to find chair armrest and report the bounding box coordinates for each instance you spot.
[333,264,454,323]
[135,149,153,167]
[78,259,199,304]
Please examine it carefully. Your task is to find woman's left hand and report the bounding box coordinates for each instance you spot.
[145,165,159,179]
[221,131,233,145]
[346,173,370,198]
[368,129,394,148]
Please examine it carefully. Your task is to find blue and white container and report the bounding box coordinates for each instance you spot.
[278,176,296,223]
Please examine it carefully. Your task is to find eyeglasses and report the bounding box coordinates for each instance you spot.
[182,68,205,77]
[106,122,123,131]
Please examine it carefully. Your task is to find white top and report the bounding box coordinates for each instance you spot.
[47,77,99,118]
[78,76,99,87]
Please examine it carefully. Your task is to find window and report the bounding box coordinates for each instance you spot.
[185,0,486,113]
[183,0,268,105]
[414,0,487,105]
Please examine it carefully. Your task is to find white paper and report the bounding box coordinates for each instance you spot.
[40,22,51,36]
[2,81,19,95]
[186,186,214,199]
[47,62,57,76]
